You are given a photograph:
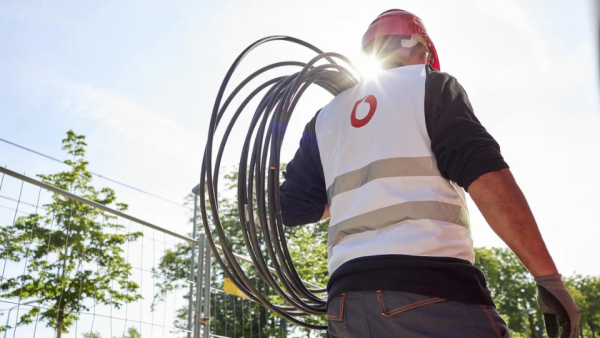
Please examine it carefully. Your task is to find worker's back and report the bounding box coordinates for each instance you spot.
[315,65,473,273]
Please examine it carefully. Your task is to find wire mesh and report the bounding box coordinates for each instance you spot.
[0,170,192,338]
[0,168,315,338]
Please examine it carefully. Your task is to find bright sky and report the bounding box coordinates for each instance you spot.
[1,0,599,286]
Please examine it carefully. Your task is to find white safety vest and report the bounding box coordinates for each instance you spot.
[315,64,475,273]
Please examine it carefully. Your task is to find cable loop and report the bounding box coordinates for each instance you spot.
[199,36,358,329]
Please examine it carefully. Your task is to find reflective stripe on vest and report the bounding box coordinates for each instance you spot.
[328,200,470,247]
[326,156,441,203]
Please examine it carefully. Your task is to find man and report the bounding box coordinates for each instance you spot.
[279,9,580,338]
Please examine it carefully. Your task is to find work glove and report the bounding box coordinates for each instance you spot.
[535,274,581,338]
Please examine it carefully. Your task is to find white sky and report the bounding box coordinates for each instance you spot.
[0,0,599,307]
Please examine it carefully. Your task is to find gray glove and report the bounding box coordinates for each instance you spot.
[535,274,581,338]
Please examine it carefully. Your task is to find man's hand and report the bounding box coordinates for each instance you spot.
[535,274,581,338]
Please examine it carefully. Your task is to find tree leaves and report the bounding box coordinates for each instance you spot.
[565,275,600,337]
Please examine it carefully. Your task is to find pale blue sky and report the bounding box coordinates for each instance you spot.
[1,0,599,275]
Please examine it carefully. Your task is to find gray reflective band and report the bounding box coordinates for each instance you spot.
[326,157,440,203]
[328,201,469,247]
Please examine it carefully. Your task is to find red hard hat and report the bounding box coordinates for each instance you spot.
[362,9,440,71]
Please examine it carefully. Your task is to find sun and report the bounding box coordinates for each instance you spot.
[355,54,382,81]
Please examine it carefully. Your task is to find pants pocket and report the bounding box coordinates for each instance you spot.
[327,293,347,338]
[377,290,446,317]
[377,291,480,338]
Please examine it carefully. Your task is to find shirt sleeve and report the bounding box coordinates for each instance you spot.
[279,111,328,226]
[424,67,509,191]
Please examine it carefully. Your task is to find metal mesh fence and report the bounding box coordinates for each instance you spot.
[0,167,315,338]
[0,169,189,338]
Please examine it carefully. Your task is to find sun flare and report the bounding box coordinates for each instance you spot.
[356,55,382,81]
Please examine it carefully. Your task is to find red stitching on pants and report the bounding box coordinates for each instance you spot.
[376,291,446,317]
[481,305,503,338]
[327,293,346,321]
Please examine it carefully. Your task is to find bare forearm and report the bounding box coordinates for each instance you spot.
[469,168,558,277]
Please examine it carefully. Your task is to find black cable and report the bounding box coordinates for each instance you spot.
[198,36,358,329]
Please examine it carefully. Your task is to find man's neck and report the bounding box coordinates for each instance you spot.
[381,60,407,70]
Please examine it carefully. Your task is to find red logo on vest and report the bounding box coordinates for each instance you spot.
[351,95,378,128]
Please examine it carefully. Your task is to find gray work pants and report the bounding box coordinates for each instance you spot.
[327,291,510,337]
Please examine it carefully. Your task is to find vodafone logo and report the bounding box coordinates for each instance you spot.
[350,95,378,128]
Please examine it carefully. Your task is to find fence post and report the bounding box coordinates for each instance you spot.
[193,233,205,338]
[202,241,212,338]
[187,193,198,338]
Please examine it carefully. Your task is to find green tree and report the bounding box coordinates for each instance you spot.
[566,275,600,337]
[0,131,142,337]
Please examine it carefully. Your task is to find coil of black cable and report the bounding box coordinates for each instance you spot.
[199,35,359,329]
